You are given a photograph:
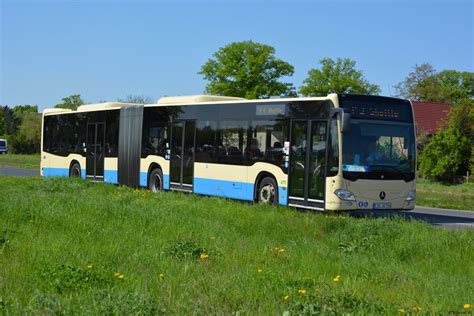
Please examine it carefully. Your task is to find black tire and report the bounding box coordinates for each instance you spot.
[148,168,163,193]
[69,162,81,178]
[257,177,278,205]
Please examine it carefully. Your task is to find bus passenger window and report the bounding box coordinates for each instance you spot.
[248,120,288,166]
[196,120,217,163]
[219,121,248,164]
[143,125,168,157]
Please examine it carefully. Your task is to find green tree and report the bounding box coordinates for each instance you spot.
[299,57,380,97]
[395,63,474,104]
[0,106,20,135]
[0,107,5,135]
[55,94,84,110]
[10,112,42,153]
[199,41,296,99]
[419,127,470,183]
[419,99,473,182]
[394,63,436,101]
[12,105,38,119]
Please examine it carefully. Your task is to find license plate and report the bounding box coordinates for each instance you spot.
[373,202,391,210]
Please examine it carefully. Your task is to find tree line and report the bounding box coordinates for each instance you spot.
[1,40,472,183]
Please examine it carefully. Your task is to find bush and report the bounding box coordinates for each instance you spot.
[419,127,470,183]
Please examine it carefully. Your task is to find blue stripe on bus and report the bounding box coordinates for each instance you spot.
[140,172,147,187]
[43,168,86,179]
[194,177,254,201]
[163,174,170,190]
[278,186,287,206]
[104,170,118,184]
[43,167,69,177]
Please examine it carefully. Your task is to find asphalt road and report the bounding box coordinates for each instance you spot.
[1,167,473,229]
[0,167,39,177]
[350,207,474,230]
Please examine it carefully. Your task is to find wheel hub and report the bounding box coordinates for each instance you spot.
[152,175,161,192]
[260,185,275,204]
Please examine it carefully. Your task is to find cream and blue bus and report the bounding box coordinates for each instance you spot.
[41,94,416,211]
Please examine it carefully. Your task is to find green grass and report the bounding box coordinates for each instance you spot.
[417,179,474,211]
[1,177,473,314]
[0,154,40,170]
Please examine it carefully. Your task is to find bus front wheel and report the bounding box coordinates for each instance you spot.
[69,162,81,178]
[257,177,278,205]
[148,168,163,193]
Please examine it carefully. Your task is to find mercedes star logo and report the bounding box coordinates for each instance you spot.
[379,191,386,200]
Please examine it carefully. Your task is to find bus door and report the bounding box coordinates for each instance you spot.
[288,120,327,210]
[86,122,105,180]
[170,120,196,191]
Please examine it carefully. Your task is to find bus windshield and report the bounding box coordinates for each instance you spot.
[342,120,415,181]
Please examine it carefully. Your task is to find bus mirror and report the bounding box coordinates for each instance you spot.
[341,112,351,133]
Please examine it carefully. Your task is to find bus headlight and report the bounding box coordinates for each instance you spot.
[406,190,416,201]
[335,189,356,201]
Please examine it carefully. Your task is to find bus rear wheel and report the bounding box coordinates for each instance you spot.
[148,168,163,193]
[69,162,81,178]
[257,177,278,205]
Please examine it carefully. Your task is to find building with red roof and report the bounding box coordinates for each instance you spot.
[411,101,452,135]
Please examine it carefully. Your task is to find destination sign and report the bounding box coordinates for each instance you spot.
[340,96,413,122]
[256,104,286,116]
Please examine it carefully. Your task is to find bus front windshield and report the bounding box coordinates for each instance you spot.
[342,120,416,181]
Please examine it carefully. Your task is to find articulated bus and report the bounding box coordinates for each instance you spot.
[41,94,416,211]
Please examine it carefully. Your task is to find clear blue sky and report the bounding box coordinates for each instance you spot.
[1,0,473,111]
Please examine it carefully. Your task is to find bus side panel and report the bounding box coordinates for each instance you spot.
[104,157,118,184]
[193,163,251,200]
[42,152,86,179]
[247,162,288,206]
[140,156,170,189]
[193,162,288,205]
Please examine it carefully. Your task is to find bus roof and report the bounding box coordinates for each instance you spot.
[157,95,245,104]
[151,94,338,107]
[43,94,340,115]
[43,102,141,115]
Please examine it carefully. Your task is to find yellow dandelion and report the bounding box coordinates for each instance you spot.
[114,272,120,277]
[159,273,164,278]
[118,274,125,280]
[298,289,306,295]
[86,264,93,269]
[200,253,209,260]
[257,268,263,273]
[333,275,341,282]
[278,248,286,253]
[284,295,290,301]
[413,306,422,312]
[464,304,471,309]
[398,308,405,313]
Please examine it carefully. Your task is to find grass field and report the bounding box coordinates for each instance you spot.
[1,177,473,314]
[417,179,474,211]
[0,153,40,170]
